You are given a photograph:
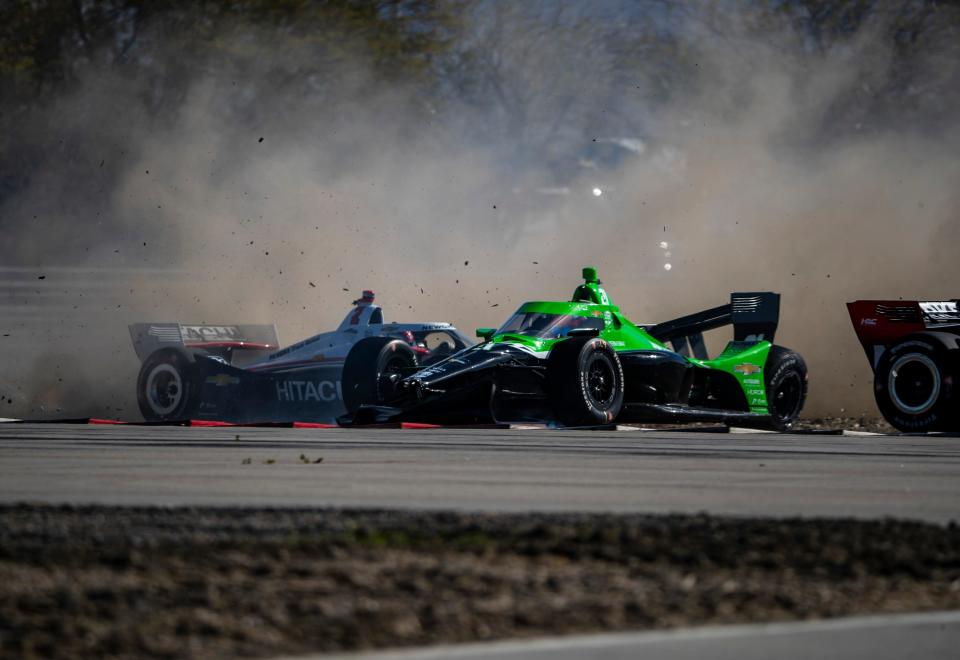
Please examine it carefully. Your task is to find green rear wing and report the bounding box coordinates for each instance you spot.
[647,292,781,359]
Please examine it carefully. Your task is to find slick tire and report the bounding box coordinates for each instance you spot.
[874,335,957,433]
[137,348,200,421]
[547,336,624,427]
[765,346,808,432]
[341,337,417,414]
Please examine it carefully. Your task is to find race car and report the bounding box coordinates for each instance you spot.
[339,267,808,429]
[129,291,472,422]
[848,299,960,432]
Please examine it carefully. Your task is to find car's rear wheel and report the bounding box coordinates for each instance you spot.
[874,335,956,432]
[547,337,624,427]
[341,337,418,414]
[137,348,199,421]
[765,346,807,431]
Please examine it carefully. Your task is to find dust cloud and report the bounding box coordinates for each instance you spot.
[1,6,957,420]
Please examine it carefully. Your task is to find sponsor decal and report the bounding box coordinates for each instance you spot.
[734,363,762,376]
[148,325,183,343]
[276,380,342,403]
[743,378,761,385]
[609,341,625,347]
[181,325,241,342]
[414,364,446,379]
[860,318,878,327]
[920,301,960,327]
[747,388,765,396]
[206,374,240,387]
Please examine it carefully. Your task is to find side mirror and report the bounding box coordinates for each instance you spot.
[476,327,495,341]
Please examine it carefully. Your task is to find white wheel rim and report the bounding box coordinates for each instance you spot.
[888,353,940,415]
[146,363,182,416]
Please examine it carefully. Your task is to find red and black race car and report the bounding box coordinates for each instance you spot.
[848,299,960,432]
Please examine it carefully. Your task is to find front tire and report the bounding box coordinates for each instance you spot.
[547,337,624,427]
[137,349,199,421]
[341,337,418,414]
[874,336,956,433]
[765,346,807,432]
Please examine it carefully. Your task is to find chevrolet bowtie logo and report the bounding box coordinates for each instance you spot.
[206,374,240,387]
[734,363,762,376]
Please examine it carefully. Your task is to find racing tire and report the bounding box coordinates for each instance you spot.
[546,336,624,427]
[341,337,418,414]
[137,348,200,421]
[765,346,808,432]
[874,335,957,433]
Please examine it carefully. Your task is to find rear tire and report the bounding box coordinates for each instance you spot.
[547,337,624,427]
[765,346,807,432]
[874,336,956,433]
[137,349,199,421]
[341,337,417,414]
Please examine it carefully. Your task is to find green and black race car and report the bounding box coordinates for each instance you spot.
[340,267,808,429]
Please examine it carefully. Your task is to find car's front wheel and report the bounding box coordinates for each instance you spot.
[546,337,624,427]
[341,337,418,415]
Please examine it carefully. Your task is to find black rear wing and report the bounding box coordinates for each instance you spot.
[647,292,780,359]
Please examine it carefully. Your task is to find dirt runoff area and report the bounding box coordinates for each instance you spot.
[2,506,959,659]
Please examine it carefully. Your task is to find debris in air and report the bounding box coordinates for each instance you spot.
[37,275,45,280]
[258,137,264,143]
[308,282,316,288]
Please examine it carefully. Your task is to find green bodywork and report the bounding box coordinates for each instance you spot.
[479,266,772,414]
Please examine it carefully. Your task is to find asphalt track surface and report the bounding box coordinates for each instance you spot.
[1,423,958,522]
[322,611,960,660]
